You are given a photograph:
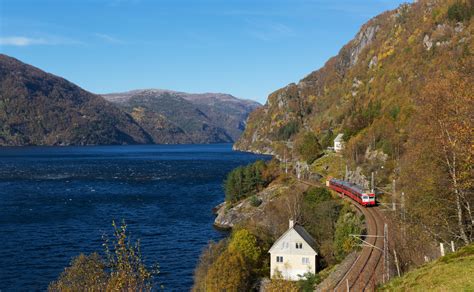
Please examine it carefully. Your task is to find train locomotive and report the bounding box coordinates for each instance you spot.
[326,178,376,206]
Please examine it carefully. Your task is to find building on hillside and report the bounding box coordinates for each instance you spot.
[334,133,345,153]
[269,219,318,280]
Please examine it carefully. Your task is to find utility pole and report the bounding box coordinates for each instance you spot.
[384,223,390,283]
[371,172,375,193]
[401,192,406,239]
[394,249,401,277]
[392,179,396,211]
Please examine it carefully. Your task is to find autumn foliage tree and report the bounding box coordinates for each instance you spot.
[402,59,473,245]
[49,221,158,291]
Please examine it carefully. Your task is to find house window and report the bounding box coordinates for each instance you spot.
[302,257,310,265]
[296,242,303,249]
[281,242,289,249]
[276,256,283,263]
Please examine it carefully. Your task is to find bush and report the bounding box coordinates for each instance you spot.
[249,195,262,207]
[304,187,332,206]
[203,228,263,291]
[49,221,158,291]
[447,1,473,22]
[48,253,108,291]
[333,206,364,261]
[295,132,323,164]
[277,121,300,140]
[205,250,251,291]
[298,272,321,291]
[266,278,299,292]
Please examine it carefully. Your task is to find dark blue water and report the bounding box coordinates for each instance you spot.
[0,144,269,291]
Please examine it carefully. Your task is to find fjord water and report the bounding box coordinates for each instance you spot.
[0,144,269,291]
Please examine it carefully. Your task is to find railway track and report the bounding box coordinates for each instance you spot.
[334,200,385,291]
[296,178,386,291]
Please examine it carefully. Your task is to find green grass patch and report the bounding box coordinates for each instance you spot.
[380,244,474,291]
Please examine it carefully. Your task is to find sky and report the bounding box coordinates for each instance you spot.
[0,0,408,104]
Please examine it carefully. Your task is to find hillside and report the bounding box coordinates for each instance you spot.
[236,0,473,157]
[236,0,473,271]
[103,89,260,144]
[0,54,152,146]
[381,244,474,291]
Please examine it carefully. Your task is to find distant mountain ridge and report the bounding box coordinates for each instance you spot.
[103,89,260,144]
[0,54,152,146]
[0,54,260,146]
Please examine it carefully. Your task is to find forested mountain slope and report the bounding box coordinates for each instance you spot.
[0,54,152,146]
[103,90,260,144]
[236,0,473,266]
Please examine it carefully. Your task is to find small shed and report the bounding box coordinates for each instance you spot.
[334,133,344,153]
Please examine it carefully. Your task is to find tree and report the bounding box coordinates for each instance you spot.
[204,250,251,291]
[295,132,323,164]
[228,229,262,264]
[49,221,158,291]
[48,253,108,291]
[413,61,473,244]
[333,206,363,261]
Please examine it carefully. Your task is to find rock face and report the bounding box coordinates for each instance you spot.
[103,89,261,144]
[0,54,151,146]
[214,184,290,229]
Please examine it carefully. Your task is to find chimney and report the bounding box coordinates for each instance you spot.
[289,219,294,229]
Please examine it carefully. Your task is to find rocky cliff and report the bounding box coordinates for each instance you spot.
[235,0,473,161]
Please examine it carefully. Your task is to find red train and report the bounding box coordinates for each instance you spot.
[326,178,376,206]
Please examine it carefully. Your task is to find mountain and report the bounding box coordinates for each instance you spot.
[0,54,152,146]
[103,89,260,144]
[235,0,473,268]
[235,0,473,156]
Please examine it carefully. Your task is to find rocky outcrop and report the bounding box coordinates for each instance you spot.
[214,184,290,229]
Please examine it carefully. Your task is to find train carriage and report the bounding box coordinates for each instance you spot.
[326,178,376,206]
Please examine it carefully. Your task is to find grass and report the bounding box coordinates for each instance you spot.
[310,151,345,183]
[380,244,474,291]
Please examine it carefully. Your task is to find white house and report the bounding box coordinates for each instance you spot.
[269,220,318,280]
[334,133,345,153]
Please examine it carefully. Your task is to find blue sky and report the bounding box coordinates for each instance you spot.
[0,0,407,103]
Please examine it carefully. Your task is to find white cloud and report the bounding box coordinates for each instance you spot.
[94,33,124,44]
[0,36,48,46]
[0,36,82,46]
[245,20,295,41]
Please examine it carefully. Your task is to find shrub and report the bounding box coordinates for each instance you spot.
[266,278,300,292]
[48,253,108,291]
[447,1,473,22]
[249,195,262,207]
[205,250,251,291]
[295,132,323,164]
[49,221,158,292]
[298,272,321,292]
[333,206,364,261]
[304,187,332,206]
[228,229,262,264]
[277,121,300,140]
